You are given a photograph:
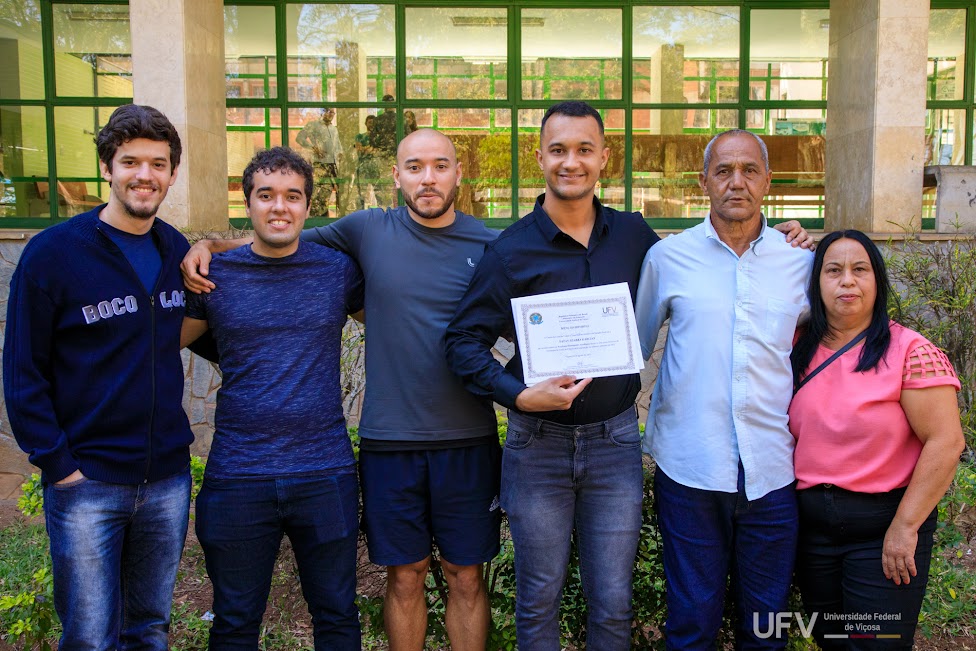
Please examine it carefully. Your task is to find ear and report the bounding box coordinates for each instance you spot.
[393,164,401,189]
[455,161,463,187]
[168,164,179,187]
[599,146,609,171]
[698,171,707,193]
[535,148,543,170]
[99,159,112,184]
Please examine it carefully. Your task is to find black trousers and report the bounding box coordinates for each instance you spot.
[795,485,936,650]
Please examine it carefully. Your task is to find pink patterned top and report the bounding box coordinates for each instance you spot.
[789,321,960,492]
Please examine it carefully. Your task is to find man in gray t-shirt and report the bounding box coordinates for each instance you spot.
[182,129,499,651]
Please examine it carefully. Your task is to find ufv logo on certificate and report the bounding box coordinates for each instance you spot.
[511,282,644,385]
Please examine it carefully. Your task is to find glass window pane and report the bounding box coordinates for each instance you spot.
[750,9,829,102]
[348,108,393,211]
[517,108,624,215]
[49,180,109,217]
[1,105,48,178]
[632,109,712,219]
[287,107,360,218]
[53,4,132,98]
[521,9,622,101]
[286,4,395,103]
[227,108,282,219]
[405,8,507,101]
[0,0,45,100]
[53,106,114,179]
[926,108,964,166]
[225,6,277,100]
[633,6,740,105]
[0,105,48,217]
[757,109,826,221]
[53,106,116,217]
[928,9,965,102]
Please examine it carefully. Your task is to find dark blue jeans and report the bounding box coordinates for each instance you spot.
[501,407,644,651]
[43,469,191,651]
[654,465,798,651]
[195,472,360,651]
[796,485,936,650]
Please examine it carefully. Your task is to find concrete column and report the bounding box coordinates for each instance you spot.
[824,0,929,232]
[129,0,228,231]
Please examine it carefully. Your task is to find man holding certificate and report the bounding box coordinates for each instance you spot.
[446,102,810,650]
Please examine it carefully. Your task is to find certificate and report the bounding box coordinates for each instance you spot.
[511,282,644,385]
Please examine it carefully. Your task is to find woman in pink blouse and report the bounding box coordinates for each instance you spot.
[788,230,964,650]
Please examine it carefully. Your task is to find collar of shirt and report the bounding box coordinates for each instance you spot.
[531,194,611,248]
[702,213,769,257]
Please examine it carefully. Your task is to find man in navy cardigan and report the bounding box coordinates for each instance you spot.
[3,105,196,651]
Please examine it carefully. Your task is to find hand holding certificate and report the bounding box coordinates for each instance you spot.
[511,282,644,386]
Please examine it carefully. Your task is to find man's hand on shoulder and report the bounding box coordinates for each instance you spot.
[514,376,592,412]
[774,220,815,250]
[182,240,217,294]
[181,237,253,294]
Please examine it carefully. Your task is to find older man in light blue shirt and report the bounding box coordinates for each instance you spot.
[635,129,813,650]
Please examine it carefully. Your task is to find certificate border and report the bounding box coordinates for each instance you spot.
[518,295,637,380]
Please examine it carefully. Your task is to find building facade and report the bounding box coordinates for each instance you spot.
[2,0,974,234]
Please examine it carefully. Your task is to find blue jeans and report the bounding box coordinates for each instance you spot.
[43,469,191,651]
[654,465,798,651]
[501,407,643,651]
[195,471,360,650]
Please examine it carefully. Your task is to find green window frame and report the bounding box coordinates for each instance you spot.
[222,0,835,231]
[927,0,974,166]
[3,1,878,229]
[0,0,131,228]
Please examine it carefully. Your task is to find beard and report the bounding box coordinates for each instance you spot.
[402,183,459,221]
[115,183,163,220]
[120,199,158,220]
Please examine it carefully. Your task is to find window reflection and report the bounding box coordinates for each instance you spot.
[52,106,115,217]
[286,4,395,103]
[0,106,48,217]
[632,109,712,219]
[405,8,507,101]
[521,9,622,101]
[633,6,740,105]
[926,108,964,166]
[225,6,277,100]
[928,9,965,103]
[750,9,829,102]
[0,0,44,100]
[53,4,132,98]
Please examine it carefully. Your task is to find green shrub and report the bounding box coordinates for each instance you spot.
[16,473,43,519]
[885,232,976,451]
[1,476,58,650]
[885,232,976,640]
[920,463,976,638]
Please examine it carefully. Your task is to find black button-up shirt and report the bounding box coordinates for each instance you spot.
[445,195,661,426]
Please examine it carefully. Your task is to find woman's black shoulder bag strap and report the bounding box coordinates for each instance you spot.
[793,330,868,396]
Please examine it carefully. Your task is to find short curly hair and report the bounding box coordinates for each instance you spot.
[96,104,182,172]
[242,147,314,208]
